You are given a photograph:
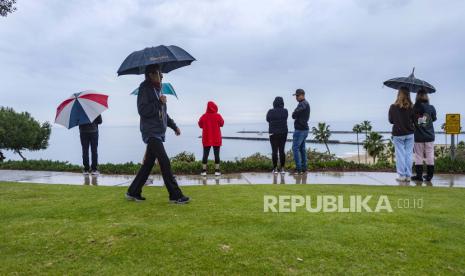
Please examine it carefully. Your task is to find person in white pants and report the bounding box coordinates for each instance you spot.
[412,90,437,182]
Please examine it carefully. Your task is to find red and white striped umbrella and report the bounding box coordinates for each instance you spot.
[55,90,109,129]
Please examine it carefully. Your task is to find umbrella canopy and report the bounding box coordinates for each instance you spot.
[55,91,108,129]
[131,83,178,98]
[117,45,195,76]
[383,68,436,93]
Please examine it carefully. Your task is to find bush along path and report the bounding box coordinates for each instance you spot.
[1,150,464,175]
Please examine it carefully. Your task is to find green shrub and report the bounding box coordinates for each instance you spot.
[435,143,465,161]
[0,159,81,172]
[170,151,196,163]
[435,157,465,173]
[240,152,271,162]
[0,153,463,174]
[286,148,337,164]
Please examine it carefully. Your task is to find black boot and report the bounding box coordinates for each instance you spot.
[411,165,424,182]
[424,165,434,182]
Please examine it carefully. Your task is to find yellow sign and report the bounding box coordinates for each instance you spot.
[446,114,461,134]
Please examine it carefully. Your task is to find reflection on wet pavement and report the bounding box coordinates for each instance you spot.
[83,175,98,186]
[1,170,465,188]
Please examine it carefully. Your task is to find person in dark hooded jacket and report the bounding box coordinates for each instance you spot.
[266,97,288,173]
[412,90,437,182]
[198,101,224,176]
[79,115,102,175]
[126,64,189,204]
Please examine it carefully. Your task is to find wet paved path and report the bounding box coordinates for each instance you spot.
[1,170,464,187]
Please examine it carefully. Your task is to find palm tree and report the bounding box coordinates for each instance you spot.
[312,122,331,155]
[363,132,385,163]
[352,124,363,164]
[360,120,372,163]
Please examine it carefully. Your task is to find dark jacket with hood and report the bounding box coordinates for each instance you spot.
[292,99,310,131]
[413,100,437,142]
[79,115,102,133]
[137,80,177,143]
[388,104,414,136]
[266,97,288,134]
[198,101,224,147]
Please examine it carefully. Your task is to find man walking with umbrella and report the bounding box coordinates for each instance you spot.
[126,64,190,204]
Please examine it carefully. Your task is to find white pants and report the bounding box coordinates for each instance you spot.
[414,142,434,165]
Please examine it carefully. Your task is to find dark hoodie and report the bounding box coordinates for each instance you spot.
[198,101,224,147]
[389,104,415,136]
[266,97,288,134]
[413,100,437,142]
[79,115,102,133]
[137,80,178,143]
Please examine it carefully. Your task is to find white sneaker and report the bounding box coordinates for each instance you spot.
[280,168,286,174]
[91,170,100,176]
[272,168,279,174]
[396,176,406,182]
[201,170,207,176]
[214,170,221,176]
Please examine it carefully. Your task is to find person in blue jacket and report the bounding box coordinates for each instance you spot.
[291,89,310,174]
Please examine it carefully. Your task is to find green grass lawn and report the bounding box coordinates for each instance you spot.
[1,182,465,275]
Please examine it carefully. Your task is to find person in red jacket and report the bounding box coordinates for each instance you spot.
[198,101,224,176]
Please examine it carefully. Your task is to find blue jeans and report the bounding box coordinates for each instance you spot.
[393,134,414,177]
[293,130,309,171]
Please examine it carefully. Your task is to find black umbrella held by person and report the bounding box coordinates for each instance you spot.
[117,45,196,76]
[118,45,195,204]
[384,67,436,93]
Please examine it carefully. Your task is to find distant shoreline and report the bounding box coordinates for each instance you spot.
[218,136,361,145]
[217,130,464,145]
[237,130,465,135]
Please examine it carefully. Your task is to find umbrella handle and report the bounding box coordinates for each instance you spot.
[159,92,167,106]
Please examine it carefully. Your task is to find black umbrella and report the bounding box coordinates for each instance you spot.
[117,45,195,75]
[383,68,436,93]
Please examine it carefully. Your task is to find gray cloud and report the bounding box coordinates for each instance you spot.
[1,0,464,128]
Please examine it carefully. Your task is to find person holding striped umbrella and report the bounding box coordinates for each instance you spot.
[55,91,108,175]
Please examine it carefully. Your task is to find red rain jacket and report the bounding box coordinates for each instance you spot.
[198,101,224,147]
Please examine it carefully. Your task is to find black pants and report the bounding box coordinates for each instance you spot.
[80,132,98,171]
[202,146,220,164]
[128,138,183,199]
[270,133,287,168]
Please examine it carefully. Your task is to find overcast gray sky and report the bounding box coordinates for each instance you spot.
[1,0,464,128]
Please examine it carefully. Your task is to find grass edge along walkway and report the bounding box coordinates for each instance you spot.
[1,182,465,275]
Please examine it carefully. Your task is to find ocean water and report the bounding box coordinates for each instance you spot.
[2,122,453,165]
